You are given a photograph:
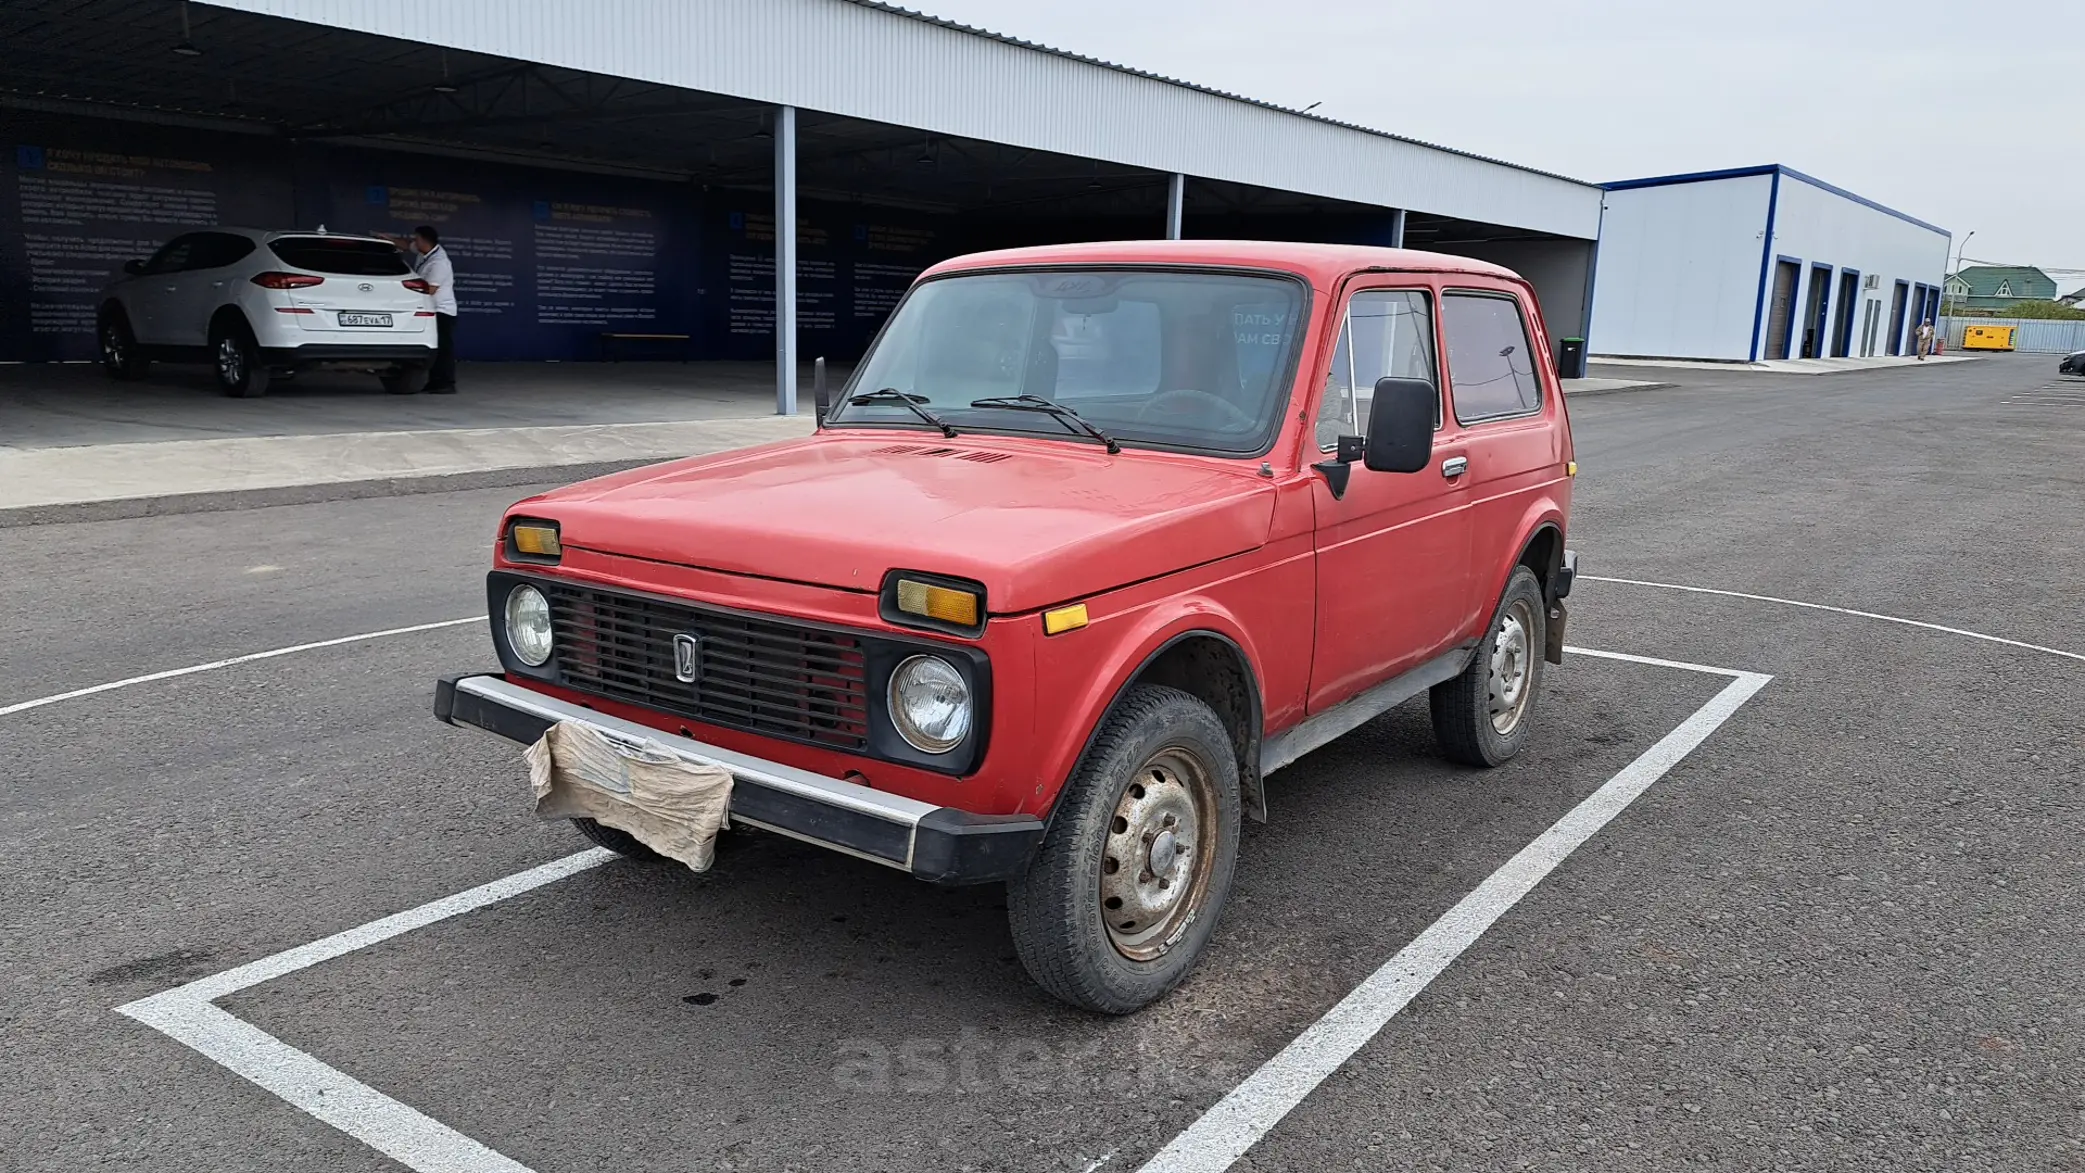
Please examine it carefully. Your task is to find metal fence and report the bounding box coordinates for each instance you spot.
[1942,317,2085,354]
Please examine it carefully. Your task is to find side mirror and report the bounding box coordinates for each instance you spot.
[123,259,146,275]
[1362,377,1436,473]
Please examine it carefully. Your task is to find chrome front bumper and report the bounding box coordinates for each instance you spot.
[434,674,1042,884]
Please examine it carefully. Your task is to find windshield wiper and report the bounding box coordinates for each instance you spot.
[847,388,957,437]
[966,394,1121,454]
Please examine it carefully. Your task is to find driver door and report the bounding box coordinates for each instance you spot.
[1306,282,1473,712]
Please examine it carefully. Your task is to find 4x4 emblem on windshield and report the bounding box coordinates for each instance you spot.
[672,633,702,684]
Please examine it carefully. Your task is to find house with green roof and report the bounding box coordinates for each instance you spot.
[1945,265,2058,310]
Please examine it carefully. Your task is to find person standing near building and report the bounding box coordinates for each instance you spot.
[381,225,458,393]
[1915,318,1934,361]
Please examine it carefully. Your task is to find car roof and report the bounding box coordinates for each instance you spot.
[180,228,395,244]
[921,239,1524,287]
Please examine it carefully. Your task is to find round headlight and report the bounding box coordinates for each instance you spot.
[504,584,554,667]
[888,655,971,754]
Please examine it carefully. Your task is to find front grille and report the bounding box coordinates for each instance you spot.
[543,583,870,751]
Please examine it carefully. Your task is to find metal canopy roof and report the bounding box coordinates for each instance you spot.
[0,0,1588,241]
[0,0,1226,219]
[179,0,1602,239]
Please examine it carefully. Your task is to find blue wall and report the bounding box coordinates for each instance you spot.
[1,113,949,364]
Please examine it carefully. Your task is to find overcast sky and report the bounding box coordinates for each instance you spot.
[913,0,2084,291]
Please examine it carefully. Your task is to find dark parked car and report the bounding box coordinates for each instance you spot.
[2060,350,2085,376]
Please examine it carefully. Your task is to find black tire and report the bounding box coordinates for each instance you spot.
[380,364,429,395]
[1430,566,1547,767]
[210,320,270,398]
[1008,685,1241,1014]
[570,817,667,861]
[98,310,151,380]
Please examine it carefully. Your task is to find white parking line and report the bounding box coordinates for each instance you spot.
[110,645,1766,1173]
[1135,648,1770,1173]
[117,850,611,1173]
[0,617,484,719]
[1585,575,2085,664]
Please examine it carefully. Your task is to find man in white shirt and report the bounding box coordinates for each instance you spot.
[382,225,459,393]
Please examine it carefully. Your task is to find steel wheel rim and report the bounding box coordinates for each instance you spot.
[1099,747,1216,961]
[217,337,243,384]
[1488,599,1536,734]
[102,324,125,367]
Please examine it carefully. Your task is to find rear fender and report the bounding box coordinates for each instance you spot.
[1482,497,1568,610]
[208,304,254,344]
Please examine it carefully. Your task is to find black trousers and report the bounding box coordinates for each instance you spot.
[429,313,458,390]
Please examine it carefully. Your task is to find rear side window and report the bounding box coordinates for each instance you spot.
[267,237,412,276]
[1442,293,1542,422]
[141,235,197,275]
[187,233,257,270]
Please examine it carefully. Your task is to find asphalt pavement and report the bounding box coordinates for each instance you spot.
[2,352,2081,1172]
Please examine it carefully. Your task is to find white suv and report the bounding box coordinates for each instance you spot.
[98,228,439,397]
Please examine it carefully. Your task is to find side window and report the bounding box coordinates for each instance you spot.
[1441,293,1542,422]
[1318,289,1436,450]
[142,236,196,275]
[188,233,256,270]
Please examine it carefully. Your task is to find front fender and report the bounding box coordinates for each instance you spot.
[1025,595,1266,819]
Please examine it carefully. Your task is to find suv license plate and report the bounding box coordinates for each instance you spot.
[337,312,392,327]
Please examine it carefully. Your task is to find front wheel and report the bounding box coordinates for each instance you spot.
[99,312,151,380]
[212,323,270,398]
[571,817,666,861]
[1430,566,1547,767]
[1008,685,1240,1014]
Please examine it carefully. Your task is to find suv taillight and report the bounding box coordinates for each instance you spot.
[251,271,324,289]
[403,278,433,294]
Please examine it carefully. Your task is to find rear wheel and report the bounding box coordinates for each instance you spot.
[379,364,429,395]
[99,311,150,380]
[1008,685,1240,1014]
[211,321,270,398]
[1430,566,1547,767]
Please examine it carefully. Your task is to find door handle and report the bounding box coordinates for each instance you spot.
[1441,456,1469,478]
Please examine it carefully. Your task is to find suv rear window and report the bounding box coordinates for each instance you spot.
[267,237,412,276]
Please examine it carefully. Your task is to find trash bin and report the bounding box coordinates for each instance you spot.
[1557,337,1588,380]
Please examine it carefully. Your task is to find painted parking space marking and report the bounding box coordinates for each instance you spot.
[1135,648,1769,1173]
[0,616,483,719]
[117,850,612,1173]
[110,645,1766,1173]
[1584,575,2085,664]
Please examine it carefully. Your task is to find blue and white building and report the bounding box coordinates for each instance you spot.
[1588,165,1951,362]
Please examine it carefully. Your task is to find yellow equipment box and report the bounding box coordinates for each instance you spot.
[1962,325,2017,351]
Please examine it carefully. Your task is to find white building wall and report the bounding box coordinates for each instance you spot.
[200,0,1603,240]
[1763,175,1950,360]
[1587,174,1772,361]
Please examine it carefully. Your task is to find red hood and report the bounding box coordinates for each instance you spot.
[526,434,1277,613]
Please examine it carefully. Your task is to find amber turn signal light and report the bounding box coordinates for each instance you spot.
[1042,603,1089,635]
[896,579,979,627]
[509,521,562,559]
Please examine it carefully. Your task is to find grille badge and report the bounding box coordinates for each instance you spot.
[672,633,702,684]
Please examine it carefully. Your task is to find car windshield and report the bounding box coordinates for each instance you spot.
[829,268,1307,455]
[267,237,412,276]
